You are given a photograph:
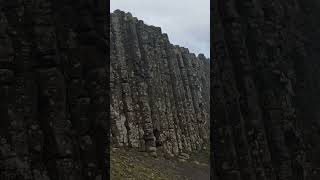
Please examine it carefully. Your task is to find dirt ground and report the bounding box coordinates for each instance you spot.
[110,147,210,180]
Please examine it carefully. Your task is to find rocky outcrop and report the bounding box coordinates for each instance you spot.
[110,10,210,156]
[0,1,108,179]
[212,0,320,180]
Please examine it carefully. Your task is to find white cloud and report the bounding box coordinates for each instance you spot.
[111,0,210,58]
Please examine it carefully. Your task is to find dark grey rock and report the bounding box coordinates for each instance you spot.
[110,10,210,156]
[212,0,320,180]
[0,0,108,179]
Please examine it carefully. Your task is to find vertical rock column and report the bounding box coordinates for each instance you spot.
[76,0,108,178]
[124,13,152,149]
[0,8,34,179]
[0,0,108,179]
[110,10,210,155]
[156,33,179,156]
[213,0,311,179]
[197,54,210,144]
[32,0,80,178]
[111,11,138,148]
[135,19,157,153]
[164,42,187,154]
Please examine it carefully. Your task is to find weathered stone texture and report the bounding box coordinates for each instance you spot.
[212,0,320,180]
[110,10,210,156]
[0,0,108,179]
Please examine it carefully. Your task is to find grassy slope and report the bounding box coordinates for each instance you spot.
[110,147,210,180]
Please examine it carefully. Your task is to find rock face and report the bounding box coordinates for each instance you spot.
[212,0,320,180]
[110,10,210,156]
[0,1,108,179]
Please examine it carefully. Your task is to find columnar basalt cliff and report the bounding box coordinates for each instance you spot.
[110,10,210,156]
[0,1,108,179]
[212,0,320,180]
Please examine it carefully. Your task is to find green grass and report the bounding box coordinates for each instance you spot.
[110,149,179,180]
[110,147,210,180]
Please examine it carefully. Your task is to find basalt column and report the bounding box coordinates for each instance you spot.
[0,1,108,179]
[212,0,320,180]
[110,10,210,156]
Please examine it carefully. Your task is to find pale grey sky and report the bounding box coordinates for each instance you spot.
[111,0,210,58]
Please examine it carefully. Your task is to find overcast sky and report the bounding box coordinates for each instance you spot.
[111,0,210,58]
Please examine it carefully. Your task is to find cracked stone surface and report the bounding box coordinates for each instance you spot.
[212,0,320,180]
[110,10,210,156]
[0,0,108,179]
